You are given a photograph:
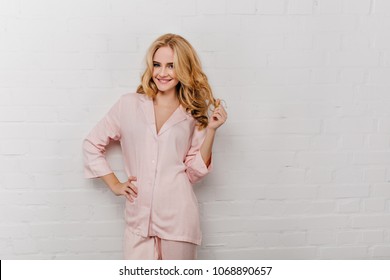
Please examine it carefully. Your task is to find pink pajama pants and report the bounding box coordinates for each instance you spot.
[124,230,198,260]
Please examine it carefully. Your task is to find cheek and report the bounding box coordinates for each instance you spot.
[168,69,179,85]
[169,69,177,78]
[171,76,179,86]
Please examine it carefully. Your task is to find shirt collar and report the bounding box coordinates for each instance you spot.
[138,93,193,136]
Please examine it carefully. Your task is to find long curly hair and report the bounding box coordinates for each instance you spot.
[136,33,216,130]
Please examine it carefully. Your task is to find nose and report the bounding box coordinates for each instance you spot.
[158,66,168,77]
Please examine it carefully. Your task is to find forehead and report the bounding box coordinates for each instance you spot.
[153,46,174,62]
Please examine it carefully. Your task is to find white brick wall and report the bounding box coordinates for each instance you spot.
[1,0,390,260]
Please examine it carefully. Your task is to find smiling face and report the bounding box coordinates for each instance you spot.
[152,46,179,95]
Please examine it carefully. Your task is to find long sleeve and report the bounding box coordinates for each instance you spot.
[82,97,122,178]
[184,126,213,184]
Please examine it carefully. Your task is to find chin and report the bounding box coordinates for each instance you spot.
[157,88,175,93]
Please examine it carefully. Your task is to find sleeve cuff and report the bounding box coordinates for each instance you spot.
[191,151,213,176]
[84,161,113,179]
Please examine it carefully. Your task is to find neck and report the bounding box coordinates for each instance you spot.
[154,90,179,107]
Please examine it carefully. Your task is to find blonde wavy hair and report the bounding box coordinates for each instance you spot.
[136,33,216,130]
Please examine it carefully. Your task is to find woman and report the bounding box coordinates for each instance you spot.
[83,33,227,259]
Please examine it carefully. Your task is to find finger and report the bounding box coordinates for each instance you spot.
[215,106,226,117]
[213,107,221,114]
[125,187,135,196]
[215,99,221,107]
[128,176,137,182]
[126,192,136,202]
[129,183,138,194]
[213,114,226,124]
[212,112,224,120]
[124,192,133,202]
[219,106,227,114]
[125,188,137,199]
[215,107,227,118]
[126,185,138,196]
[127,177,138,194]
[215,106,226,116]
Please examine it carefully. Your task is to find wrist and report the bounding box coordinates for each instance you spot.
[108,181,121,194]
[207,126,217,134]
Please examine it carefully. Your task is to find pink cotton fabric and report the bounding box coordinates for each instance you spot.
[83,93,212,245]
[123,229,197,260]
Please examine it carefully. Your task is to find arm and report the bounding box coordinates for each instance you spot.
[101,173,138,202]
[82,98,122,178]
[82,96,137,202]
[200,128,216,167]
[200,99,227,166]
[185,99,227,184]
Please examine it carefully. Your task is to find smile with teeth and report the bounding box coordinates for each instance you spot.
[157,78,172,84]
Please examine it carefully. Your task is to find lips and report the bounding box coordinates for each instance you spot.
[157,78,172,84]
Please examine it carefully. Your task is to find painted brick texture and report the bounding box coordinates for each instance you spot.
[1,0,390,259]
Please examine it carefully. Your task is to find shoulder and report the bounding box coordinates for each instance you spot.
[120,92,151,103]
[116,92,147,107]
[108,93,143,117]
[120,92,139,102]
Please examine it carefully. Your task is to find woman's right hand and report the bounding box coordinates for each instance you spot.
[111,176,138,202]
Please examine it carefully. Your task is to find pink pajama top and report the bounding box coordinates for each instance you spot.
[83,93,212,245]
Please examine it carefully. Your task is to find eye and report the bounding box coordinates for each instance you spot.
[168,64,174,69]
[153,63,160,67]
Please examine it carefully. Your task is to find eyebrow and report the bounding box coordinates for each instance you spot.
[153,61,174,65]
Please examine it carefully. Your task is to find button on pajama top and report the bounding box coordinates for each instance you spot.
[83,93,212,245]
